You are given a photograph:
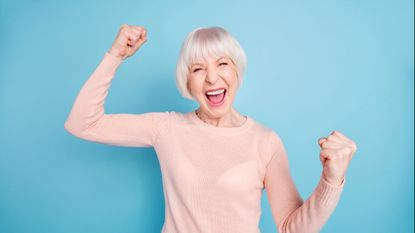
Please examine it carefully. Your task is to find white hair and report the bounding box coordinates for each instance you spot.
[175,26,247,100]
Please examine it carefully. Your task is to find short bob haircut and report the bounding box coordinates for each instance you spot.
[175,26,247,100]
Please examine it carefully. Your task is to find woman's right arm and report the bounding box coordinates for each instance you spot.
[64,24,171,148]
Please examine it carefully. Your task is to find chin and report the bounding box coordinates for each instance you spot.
[202,101,233,117]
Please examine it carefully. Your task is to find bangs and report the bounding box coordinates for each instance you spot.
[185,28,230,68]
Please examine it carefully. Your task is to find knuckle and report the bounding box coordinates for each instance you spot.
[122,27,130,33]
[349,141,357,152]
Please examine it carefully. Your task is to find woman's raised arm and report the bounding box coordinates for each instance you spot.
[263,131,345,233]
[64,24,171,148]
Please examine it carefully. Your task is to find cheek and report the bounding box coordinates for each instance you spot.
[188,78,204,95]
[220,69,238,85]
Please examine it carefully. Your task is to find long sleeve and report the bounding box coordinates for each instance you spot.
[64,52,171,148]
[264,131,345,233]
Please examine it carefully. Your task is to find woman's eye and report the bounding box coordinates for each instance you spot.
[193,68,202,73]
[219,62,228,66]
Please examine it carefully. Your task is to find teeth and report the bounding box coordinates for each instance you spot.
[206,89,225,95]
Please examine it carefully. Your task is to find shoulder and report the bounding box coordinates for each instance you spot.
[248,116,282,141]
[165,110,188,123]
[246,117,285,165]
[154,110,193,130]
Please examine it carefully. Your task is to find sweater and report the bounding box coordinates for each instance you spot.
[64,51,346,233]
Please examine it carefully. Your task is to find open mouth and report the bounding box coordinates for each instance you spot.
[205,88,226,106]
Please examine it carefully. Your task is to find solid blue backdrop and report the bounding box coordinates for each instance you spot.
[0,0,413,232]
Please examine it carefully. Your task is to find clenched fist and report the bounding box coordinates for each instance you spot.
[318,131,357,186]
[108,24,148,60]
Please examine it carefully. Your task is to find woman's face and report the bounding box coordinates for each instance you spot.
[187,54,239,117]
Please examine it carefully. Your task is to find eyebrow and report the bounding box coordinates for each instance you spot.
[192,57,227,66]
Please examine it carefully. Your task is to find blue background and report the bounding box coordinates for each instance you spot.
[0,0,413,232]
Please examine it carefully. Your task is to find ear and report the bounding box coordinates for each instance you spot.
[186,80,193,97]
[236,75,242,90]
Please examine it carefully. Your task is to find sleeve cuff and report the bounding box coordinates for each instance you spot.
[315,175,346,206]
[94,51,124,75]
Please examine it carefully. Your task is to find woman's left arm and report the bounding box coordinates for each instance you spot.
[263,130,357,233]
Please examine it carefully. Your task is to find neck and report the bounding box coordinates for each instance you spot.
[195,107,246,127]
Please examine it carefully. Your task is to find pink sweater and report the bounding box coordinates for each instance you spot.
[64,52,346,233]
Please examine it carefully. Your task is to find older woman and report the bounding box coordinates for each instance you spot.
[64,24,357,233]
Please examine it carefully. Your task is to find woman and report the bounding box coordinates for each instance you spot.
[64,24,357,233]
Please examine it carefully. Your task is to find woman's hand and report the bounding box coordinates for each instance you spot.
[108,24,148,60]
[318,130,357,186]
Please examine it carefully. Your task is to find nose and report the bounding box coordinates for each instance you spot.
[206,66,219,84]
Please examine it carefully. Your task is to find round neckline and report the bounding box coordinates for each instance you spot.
[188,110,253,135]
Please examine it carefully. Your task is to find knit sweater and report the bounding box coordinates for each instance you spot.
[64,51,346,233]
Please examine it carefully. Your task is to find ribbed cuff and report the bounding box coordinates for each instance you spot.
[94,51,124,75]
[315,175,346,206]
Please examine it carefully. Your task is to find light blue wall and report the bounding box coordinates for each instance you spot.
[0,0,413,232]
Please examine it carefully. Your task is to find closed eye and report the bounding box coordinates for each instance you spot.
[193,62,227,72]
